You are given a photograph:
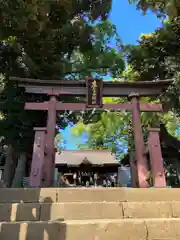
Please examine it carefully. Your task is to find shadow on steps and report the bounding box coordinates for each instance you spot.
[0,190,66,240]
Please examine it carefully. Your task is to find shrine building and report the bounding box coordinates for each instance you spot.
[54,150,120,186]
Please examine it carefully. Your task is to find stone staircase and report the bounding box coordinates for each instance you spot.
[1,188,180,239]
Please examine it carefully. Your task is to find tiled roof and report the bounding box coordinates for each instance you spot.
[55,150,119,166]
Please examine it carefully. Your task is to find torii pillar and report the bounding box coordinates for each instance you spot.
[29,127,46,187]
[129,93,149,188]
[43,95,57,187]
[28,95,57,187]
[148,128,166,187]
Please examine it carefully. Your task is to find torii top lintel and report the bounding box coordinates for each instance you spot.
[11,77,172,97]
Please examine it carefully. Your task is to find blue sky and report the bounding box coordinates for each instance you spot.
[60,0,162,150]
[110,0,162,44]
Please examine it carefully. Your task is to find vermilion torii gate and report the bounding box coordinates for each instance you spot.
[11,77,171,188]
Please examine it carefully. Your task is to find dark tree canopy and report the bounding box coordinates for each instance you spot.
[0,0,114,78]
[129,0,180,18]
[125,17,180,112]
[0,0,125,152]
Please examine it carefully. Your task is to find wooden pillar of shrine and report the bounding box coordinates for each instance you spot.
[129,151,139,187]
[128,93,149,188]
[29,128,46,187]
[43,95,57,187]
[148,128,166,187]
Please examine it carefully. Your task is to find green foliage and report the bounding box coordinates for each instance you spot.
[0,0,115,78]
[122,64,140,81]
[54,133,64,152]
[125,17,180,113]
[0,0,125,153]
[72,92,180,160]
[67,21,125,79]
[71,17,180,158]
[72,109,130,159]
[127,27,174,80]
[128,0,180,18]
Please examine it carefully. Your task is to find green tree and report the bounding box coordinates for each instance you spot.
[71,94,180,159]
[0,0,125,186]
[125,17,180,113]
[128,0,180,18]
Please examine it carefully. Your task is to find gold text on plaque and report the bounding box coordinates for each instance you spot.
[92,80,97,104]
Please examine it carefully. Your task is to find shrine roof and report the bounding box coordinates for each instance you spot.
[55,150,120,166]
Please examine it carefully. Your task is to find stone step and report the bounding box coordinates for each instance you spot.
[1,201,180,222]
[1,218,180,240]
[1,188,180,203]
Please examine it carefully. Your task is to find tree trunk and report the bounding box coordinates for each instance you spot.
[3,145,16,187]
[12,153,27,188]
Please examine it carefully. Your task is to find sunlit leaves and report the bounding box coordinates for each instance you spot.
[128,0,180,18]
[71,96,131,159]
[126,17,180,116]
[71,93,180,160]
[71,120,89,136]
[122,64,140,81]
[54,133,67,151]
